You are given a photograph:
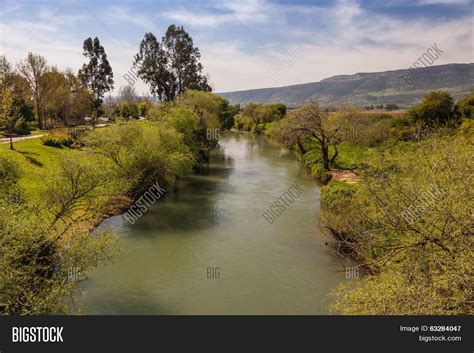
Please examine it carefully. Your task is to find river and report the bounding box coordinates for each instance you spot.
[79,131,346,314]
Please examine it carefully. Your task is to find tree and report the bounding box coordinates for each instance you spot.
[237,102,285,134]
[17,53,48,129]
[272,100,340,170]
[175,90,221,162]
[117,85,139,119]
[326,138,472,314]
[408,91,456,127]
[42,69,70,127]
[135,26,211,101]
[0,56,34,123]
[118,85,139,105]
[78,37,114,121]
[455,91,474,121]
[0,154,119,314]
[102,95,118,119]
[0,88,25,150]
[64,69,94,125]
[384,103,399,111]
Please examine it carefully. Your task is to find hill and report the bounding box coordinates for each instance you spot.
[218,63,474,108]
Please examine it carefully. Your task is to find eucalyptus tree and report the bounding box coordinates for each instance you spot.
[134,25,211,101]
[78,37,114,120]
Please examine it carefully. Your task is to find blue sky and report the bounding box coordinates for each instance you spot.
[1,0,472,94]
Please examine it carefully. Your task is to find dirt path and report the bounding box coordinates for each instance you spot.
[329,169,359,184]
[0,134,44,144]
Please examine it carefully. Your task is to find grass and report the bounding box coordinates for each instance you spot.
[0,136,69,199]
[330,144,371,170]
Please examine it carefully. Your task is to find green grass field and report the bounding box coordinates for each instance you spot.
[0,136,69,198]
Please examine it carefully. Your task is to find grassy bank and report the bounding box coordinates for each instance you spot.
[0,90,231,315]
[263,91,474,314]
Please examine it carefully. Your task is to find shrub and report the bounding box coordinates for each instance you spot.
[311,163,332,184]
[455,91,474,121]
[408,91,456,127]
[83,122,195,198]
[326,137,473,314]
[41,133,73,148]
[458,119,474,135]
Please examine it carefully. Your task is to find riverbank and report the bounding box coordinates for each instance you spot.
[233,95,473,315]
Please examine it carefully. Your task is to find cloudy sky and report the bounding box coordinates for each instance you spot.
[1,0,472,95]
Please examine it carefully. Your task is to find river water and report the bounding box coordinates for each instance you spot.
[79,132,346,314]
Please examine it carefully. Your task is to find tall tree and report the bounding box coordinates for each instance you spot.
[42,68,70,127]
[1,56,34,122]
[78,37,114,121]
[64,69,94,125]
[0,88,24,150]
[135,26,211,101]
[17,53,48,129]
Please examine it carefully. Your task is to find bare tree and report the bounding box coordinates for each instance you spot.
[274,100,340,169]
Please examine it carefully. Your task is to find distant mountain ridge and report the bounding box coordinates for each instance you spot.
[218,63,474,108]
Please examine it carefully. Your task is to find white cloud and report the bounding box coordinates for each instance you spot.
[165,0,270,28]
[107,6,158,32]
[1,0,472,94]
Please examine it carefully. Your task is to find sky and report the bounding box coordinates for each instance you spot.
[1,0,472,95]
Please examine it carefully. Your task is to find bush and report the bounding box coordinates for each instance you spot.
[384,103,399,111]
[0,155,23,203]
[408,91,457,127]
[41,133,74,148]
[13,118,30,135]
[311,163,332,184]
[455,91,474,121]
[458,119,474,135]
[83,122,195,198]
[326,137,473,314]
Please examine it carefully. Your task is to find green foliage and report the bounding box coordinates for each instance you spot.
[146,90,228,163]
[235,102,286,134]
[0,88,25,149]
[118,101,138,119]
[408,90,456,127]
[233,113,253,131]
[0,155,23,202]
[136,101,149,117]
[458,119,474,135]
[455,91,474,120]
[218,100,239,130]
[270,101,339,169]
[17,53,48,129]
[83,121,195,198]
[78,37,114,115]
[41,132,74,148]
[0,153,119,315]
[321,180,359,210]
[325,135,473,314]
[134,27,210,101]
[310,163,331,184]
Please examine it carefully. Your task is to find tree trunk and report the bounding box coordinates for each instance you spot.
[36,93,43,130]
[330,144,339,165]
[9,136,13,150]
[321,143,330,170]
[296,138,306,154]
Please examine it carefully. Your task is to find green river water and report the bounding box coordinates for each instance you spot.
[79,132,346,314]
